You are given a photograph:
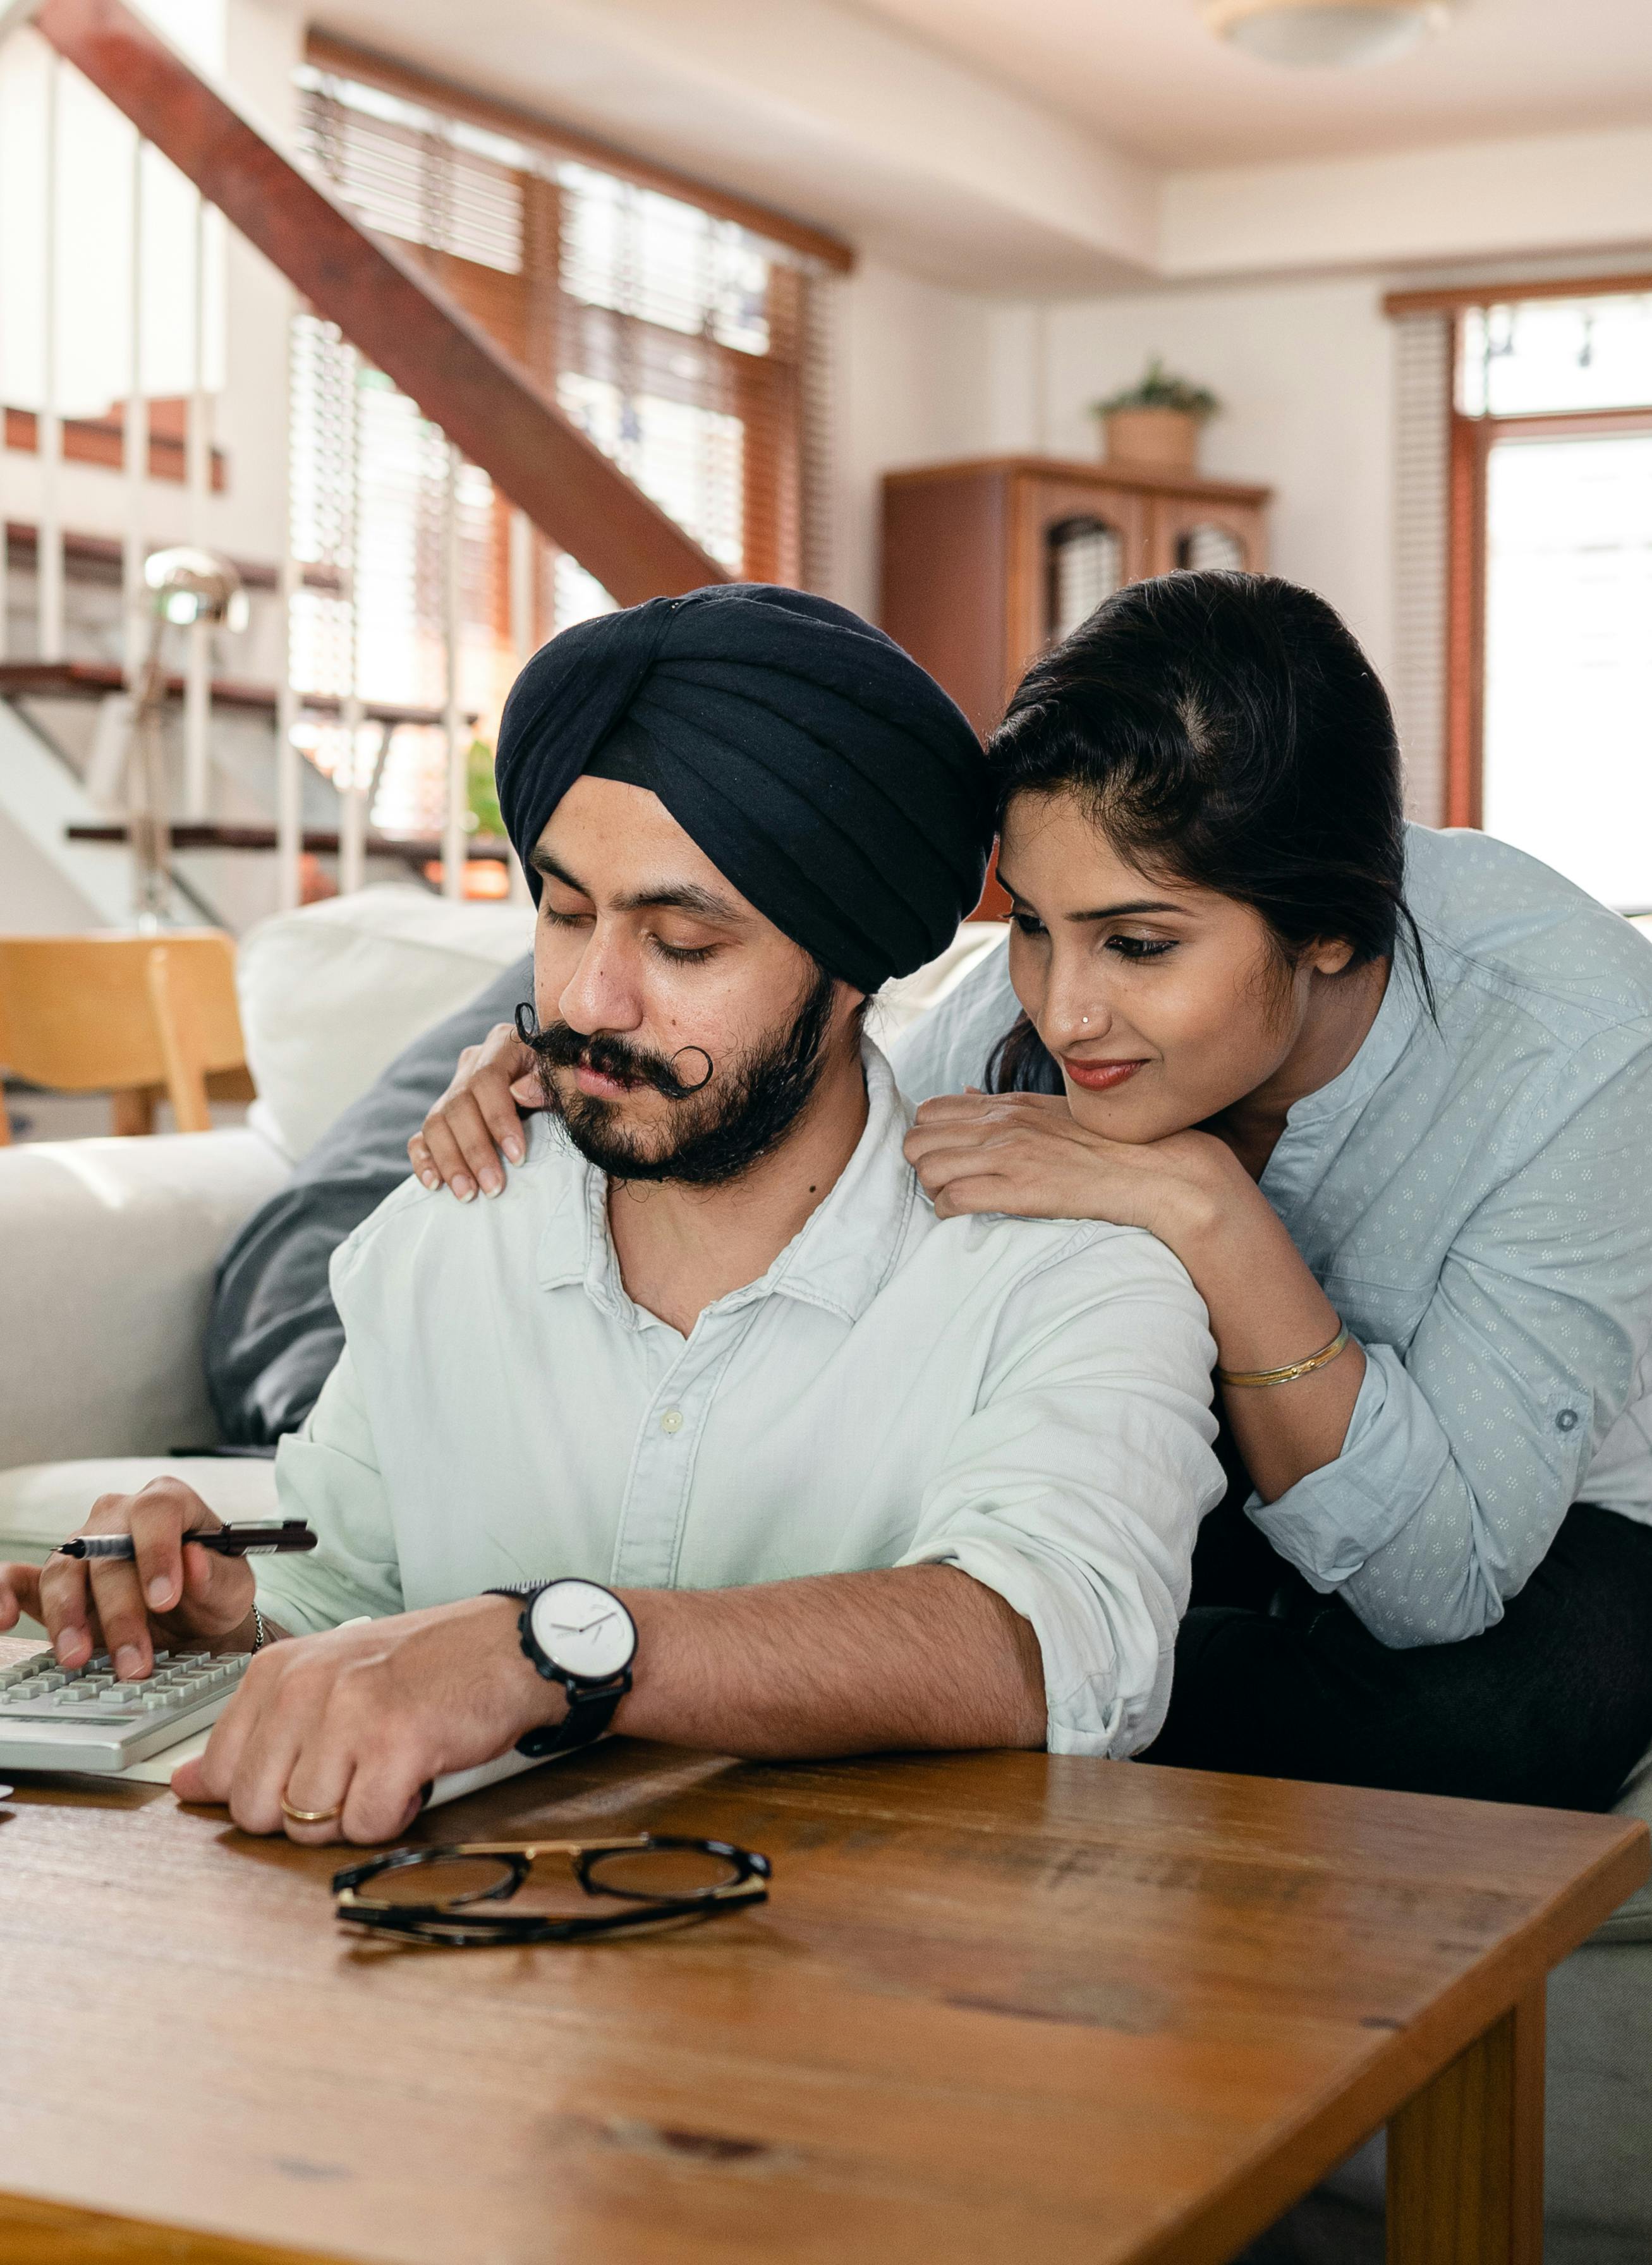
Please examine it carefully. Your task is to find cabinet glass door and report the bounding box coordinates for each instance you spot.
[1174,523,1248,571]
[1145,496,1266,577]
[1047,516,1125,641]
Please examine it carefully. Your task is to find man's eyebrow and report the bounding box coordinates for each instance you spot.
[530,847,586,892]
[530,847,744,924]
[997,867,1184,925]
[615,881,746,921]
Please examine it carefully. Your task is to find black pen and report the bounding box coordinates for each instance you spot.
[53,1520,319,1562]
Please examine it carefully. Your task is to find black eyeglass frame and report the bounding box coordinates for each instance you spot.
[331,1832,770,1948]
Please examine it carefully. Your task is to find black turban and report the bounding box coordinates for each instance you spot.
[494,583,990,993]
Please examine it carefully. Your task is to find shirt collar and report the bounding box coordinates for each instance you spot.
[534,1040,916,1329]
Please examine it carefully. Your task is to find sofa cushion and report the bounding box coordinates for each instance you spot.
[0,1456,280,1557]
[237,888,535,1163]
[1598,1737,1652,1941]
[0,1129,290,1471]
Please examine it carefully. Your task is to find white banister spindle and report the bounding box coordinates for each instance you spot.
[337,720,366,895]
[441,439,464,902]
[0,53,8,667]
[508,506,533,664]
[506,506,533,902]
[37,46,64,664]
[276,554,301,914]
[123,132,147,685]
[274,307,301,914]
[182,193,211,818]
[338,349,366,895]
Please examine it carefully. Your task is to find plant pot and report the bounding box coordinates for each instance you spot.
[1100,406,1201,473]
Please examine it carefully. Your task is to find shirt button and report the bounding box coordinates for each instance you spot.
[659,1407,684,1435]
[1556,1409,1579,1433]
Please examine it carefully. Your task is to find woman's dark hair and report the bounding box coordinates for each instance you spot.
[987,569,1425,1093]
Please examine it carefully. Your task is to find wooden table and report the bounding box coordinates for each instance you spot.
[0,1740,1642,2265]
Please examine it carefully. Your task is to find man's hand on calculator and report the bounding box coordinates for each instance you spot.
[0,1477,258,1682]
[0,1483,559,1843]
[171,1594,557,1845]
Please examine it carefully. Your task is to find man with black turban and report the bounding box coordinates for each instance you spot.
[14,587,1222,1845]
[497,583,992,995]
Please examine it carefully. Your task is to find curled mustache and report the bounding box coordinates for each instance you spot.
[514,1002,714,1100]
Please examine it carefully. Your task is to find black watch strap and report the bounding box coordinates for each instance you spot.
[484,1584,633,1760]
[514,1681,628,1759]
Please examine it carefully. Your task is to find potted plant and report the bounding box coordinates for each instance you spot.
[1093,360,1220,473]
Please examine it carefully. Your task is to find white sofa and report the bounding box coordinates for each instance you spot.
[2,889,1647,2262]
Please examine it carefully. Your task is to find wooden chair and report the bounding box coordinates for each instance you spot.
[0,930,254,1144]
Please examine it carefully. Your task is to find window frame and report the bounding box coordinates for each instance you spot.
[1447,388,1652,830]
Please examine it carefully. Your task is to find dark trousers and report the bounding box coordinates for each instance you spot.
[1145,1490,1652,1813]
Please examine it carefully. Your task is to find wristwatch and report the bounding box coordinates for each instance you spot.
[485,1578,637,1759]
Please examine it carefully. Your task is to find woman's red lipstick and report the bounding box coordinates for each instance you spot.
[1062,1056,1147,1092]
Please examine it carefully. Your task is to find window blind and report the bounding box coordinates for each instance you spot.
[296,61,827,604]
[1392,313,1452,827]
[290,60,835,841]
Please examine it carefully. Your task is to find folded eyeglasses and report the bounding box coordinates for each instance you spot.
[332,1833,770,1948]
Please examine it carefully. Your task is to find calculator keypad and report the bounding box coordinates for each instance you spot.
[0,1648,246,1722]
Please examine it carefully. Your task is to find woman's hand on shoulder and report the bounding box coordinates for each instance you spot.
[903,1089,1243,1251]
[407,1022,544,1202]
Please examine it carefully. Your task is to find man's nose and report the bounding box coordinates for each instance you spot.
[556,929,645,1038]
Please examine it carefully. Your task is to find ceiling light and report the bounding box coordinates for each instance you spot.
[1204,0,1451,68]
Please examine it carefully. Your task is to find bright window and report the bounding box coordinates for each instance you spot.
[291,57,825,840]
[1450,291,1652,912]
[1481,432,1652,911]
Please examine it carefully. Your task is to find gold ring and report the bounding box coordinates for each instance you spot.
[280,1794,343,1825]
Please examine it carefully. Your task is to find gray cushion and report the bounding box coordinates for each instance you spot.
[1596,1737,1652,1941]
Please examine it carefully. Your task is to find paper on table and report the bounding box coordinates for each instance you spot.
[122,1728,213,1785]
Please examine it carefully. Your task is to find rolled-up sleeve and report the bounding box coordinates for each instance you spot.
[255,1342,406,1635]
[897,1226,1222,1756]
[1251,1041,1652,1646]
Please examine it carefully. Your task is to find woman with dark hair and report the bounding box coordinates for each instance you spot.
[402,568,1652,1810]
[896,569,1652,1809]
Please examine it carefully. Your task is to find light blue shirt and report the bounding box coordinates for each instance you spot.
[890,826,1652,1648]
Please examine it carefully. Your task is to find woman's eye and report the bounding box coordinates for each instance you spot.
[1106,935,1176,961]
[1012,912,1047,939]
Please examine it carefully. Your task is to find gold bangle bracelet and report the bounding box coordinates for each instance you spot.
[1217,1323,1351,1390]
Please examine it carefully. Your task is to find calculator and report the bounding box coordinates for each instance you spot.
[0,1646,248,1773]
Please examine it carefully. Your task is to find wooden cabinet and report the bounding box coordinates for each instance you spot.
[881,454,1271,739]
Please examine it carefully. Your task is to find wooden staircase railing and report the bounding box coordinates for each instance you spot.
[28,0,729,609]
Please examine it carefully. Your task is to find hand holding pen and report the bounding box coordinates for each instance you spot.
[54,1521,318,1562]
[0,1478,286,1683]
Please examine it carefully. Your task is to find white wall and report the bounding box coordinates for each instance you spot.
[829,260,1402,691]
[999,275,1399,681]
[831,258,1000,622]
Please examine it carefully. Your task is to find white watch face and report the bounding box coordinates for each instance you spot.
[529,1581,635,1682]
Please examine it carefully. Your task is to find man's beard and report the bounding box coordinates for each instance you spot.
[523,964,840,1187]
